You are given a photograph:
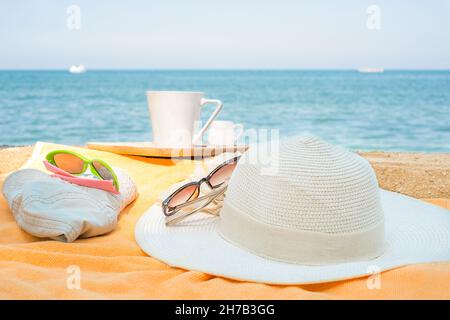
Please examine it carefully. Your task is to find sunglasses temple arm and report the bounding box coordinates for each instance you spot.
[168,187,225,211]
[165,188,226,226]
[43,160,75,177]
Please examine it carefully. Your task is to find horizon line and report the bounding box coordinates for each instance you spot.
[1,68,450,72]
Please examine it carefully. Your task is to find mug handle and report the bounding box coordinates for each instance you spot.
[233,124,244,142]
[192,98,223,145]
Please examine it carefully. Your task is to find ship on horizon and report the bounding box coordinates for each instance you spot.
[69,64,86,74]
[357,67,384,73]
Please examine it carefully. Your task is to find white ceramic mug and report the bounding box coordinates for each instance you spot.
[207,121,244,146]
[146,91,223,147]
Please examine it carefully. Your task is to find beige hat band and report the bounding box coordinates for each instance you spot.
[218,202,386,266]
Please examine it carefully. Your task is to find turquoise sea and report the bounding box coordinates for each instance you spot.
[0,70,449,152]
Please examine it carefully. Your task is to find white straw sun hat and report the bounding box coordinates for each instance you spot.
[135,135,450,284]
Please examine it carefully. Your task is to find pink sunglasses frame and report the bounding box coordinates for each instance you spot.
[43,160,120,194]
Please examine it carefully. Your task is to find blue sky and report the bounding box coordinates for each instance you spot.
[1,0,449,69]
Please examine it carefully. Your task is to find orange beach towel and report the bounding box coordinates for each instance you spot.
[0,142,449,299]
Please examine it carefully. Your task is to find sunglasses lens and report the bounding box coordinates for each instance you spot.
[209,162,237,188]
[92,161,114,181]
[53,153,84,174]
[167,184,199,210]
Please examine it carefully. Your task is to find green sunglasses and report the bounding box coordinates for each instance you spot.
[45,149,119,191]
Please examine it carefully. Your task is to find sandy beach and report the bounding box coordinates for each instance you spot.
[1,145,449,200]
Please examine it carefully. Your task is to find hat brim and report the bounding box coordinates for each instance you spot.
[135,190,450,285]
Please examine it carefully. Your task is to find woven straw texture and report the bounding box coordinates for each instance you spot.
[226,135,384,234]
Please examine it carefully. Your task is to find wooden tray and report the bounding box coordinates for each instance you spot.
[86,142,249,158]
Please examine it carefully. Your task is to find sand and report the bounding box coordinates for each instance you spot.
[0,146,449,199]
[359,151,450,199]
[0,146,33,175]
